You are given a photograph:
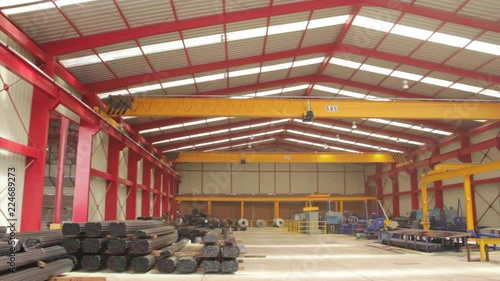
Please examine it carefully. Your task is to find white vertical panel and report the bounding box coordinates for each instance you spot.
[290,172,317,194]
[474,183,500,227]
[365,164,375,176]
[260,172,274,194]
[290,163,316,171]
[117,184,127,220]
[382,197,393,216]
[400,195,412,216]
[0,152,27,230]
[91,132,108,172]
[443,187,464,211]
[203,170,231,194]
[275,172,289,194]
[383,176,392,194]
[399,172,411,192]
[137,159,143,184]
[318,172,345,194]
[88,177,106,221]
[179,171,201,194]
[119,148,128,179]
[150,193,154,216]
[345,172,364,194]
[136,189,142,218]
[232,172,258,194]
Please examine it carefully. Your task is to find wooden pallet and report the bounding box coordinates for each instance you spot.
[50,277,106,281]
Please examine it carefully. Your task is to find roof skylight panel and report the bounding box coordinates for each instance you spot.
[390,25,433,40]
[194,73,226,83]
[330,58,362,69]
[408,140,425,146]
[161,78,195,88]
[359,64,393,75]
[390,71,423,81]
[466,41,500,56]
[260,62,294,72]
[352,16,395,33]
[420,77,454,88]
[389,121,412,128]
[3,0,98,14]
[478,89,500,98]
[370,133,390,139]
[268,21,308,35]
[427,32,471,48]
[308,15,350,29]
[431,130,453,136]
[337,90,367,99]
[449,83,483,94]
[0,0,43,8]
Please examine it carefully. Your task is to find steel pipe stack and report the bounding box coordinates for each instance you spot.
[203,228,223,244]
[0,245,67,272]
[155,256,177,273]
[221,245,240,258]
[177,256,201,274]
[134,226,176,239]
[202,258,221,273]
[131,254,156,272]
[0,226,6,239]
[82,238,108,254]
[107,255,131,272]
[23,232,66,252]
[62,222,85,235]
[0,241,19,255]
[109,220,164,237]
[62,238,83,254]
[84,221,113,238]
[201,245,220,258]
[153,239,189,258]
[130,233,178,254]
[108,238,131,254]
[221,258,239,273]
[81,255,108,271]
[0,258,75,281]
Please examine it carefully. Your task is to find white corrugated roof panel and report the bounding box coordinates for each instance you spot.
[445,50,494,71]
[406,83,441,97]
[301,25,342,47]
[475,31,500,45]
[172,0,223,20]
[164,83,197,96]
[8,9,79,43]
[377,35,423,56]
[106,56,152,78]
[414,0,466,13]
[397,13,443,31]
[197,80,228,94]
[117,0,175,27]
[147,50,189,71]
[363,58,399,69]
[96,40,138,53]
[312,6,353,18]
[226,18,267,32]
[138,32,182,45]
[187,44,226,65]
[436,88,474,99]
[70,63,116,84]
[288,64,319,78]
[411,43,457,63]
[259,69,290,83]
[343,26,387,50]
[265,31,303,54]
[323,64,356,80]
[228,38,265,60]
[182,24,223,39]
[350,71,387,86]
[270,11,310,25]
[57,49,95,61]
[478,57,500,75]
[379,77,413,91]
[459,0,500,21]
[229,73,259,88]
[60,1,126,36]
[438,22,483,39]
[273,0,309,5]
[225,0,269,13]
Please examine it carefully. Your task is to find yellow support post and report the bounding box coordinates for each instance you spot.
[421,180,430,230]
[335,202,339,212]
[240,201,245,218]
[207,201,213,216]
[463,175,475,232]
[274,201,280,218]
[340,201,344,215]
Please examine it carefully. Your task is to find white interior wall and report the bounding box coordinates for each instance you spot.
[91,132,108,172]
[178,162,367,195]
[0,65,33,230]
[88,177,106,221]
[117,184,127,220]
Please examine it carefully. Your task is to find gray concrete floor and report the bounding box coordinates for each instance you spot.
[65,228,500,280]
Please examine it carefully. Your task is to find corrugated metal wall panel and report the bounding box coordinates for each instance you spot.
[0,31,35,63]
[61,1,126,36]
[91,132,108,172]
[117,0,175,27]
[0,66,33,145]
[88,177,106,221]
[7,9,79,43]
[119,148,128,179]
[0,149,28,230]
[173,0,223,20]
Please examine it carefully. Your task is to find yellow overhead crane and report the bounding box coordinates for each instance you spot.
[172,152,397,163]
[104,97,500,120]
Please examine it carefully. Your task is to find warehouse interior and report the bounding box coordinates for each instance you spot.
[0,0,499,280]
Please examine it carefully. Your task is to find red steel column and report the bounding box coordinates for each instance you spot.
[21,91,53,231]
[171,178,179,220]
[431,149,444,210]
[53,117,69,224]
[126,152,140,220]
[105,137,123,220]
[142,161,152,217]
[72,122,99,222]
[391,169,400,217]
[153,168,161,216]
[409,169,419,210]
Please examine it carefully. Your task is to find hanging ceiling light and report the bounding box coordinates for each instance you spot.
[352,121,357,129]
[336,134,340,140]
[402,80,409,89]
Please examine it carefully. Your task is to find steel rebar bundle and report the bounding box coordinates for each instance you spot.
[82,238,108,254]
[130,233,178,254]
[177,256,201,274]
[201,245,220,258]
[0,241,19,255]
[202,258,221,273]
[109,220,164,237]
[62,222,85,235]
[81,255,108,271]
[155,256,177,273]
[0,226,6,239]
[137,216,163,221]
[224,233,236,245]
[108,238,131,254]
[153,238,189,257]
[221,245,240,258]
[134,226,176,239]
[221,258,239,273]
[0,257,74,281]
[203,228,223,244]
[131,254,156,272]
[62,238,82,254]
[0,246,67,272]
[107,255,131,272]
[4,230,62,252]
[22,233,67,252]
[84,221,114,238]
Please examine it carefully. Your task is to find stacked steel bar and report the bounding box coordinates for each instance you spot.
[109,220,164,237]
[221,245,240,258]
[0,246,67,272]
[201,245,220,258]
[84,221,114,238]
[0,258,74,281]
[130,233,178,254]
[134,226,176,239]
[82,238,108,254]
[153,239,189,258]
[137,216,163,221]
[23,232,67,252]
[107,255,131,272]
[177,227,210,242]
[177,256,201,274]
[131,254,156,272]
[62,237,83,254]
[62,222,85,235]
[0,241,19,255]
[203,228,223,244]
[0,226,6,239]
[108,238,131,254]
[202,258,221,273]
[155,256,177,273]
[3,229,62,252]
[221,258,239,273]
[81,255,108,271]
